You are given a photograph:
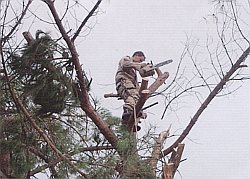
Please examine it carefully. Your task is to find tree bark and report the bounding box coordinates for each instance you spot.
[45,0,119,150]
[169,143,185,177]
[162,163,174,179]
[0,170,9,179]
[127,72,169,133]
[150,128,170,176]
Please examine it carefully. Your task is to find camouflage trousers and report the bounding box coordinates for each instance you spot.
[116,79,140,112]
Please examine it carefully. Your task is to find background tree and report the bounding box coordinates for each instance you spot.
[0,0,249,179]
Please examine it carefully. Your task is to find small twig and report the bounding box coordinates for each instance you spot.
[71,0,102,42]
[161,46,250,158]
[142,102,158,111]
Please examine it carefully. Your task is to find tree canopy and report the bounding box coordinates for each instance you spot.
[0,0,249,178]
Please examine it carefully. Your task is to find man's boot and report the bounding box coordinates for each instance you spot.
[123,110,147,120]
[121,108,141,132]
[122,109,132,121]
[133,125,141,132]
[136,111,147,125]
[121,119,141,132]
[137,111,147,119]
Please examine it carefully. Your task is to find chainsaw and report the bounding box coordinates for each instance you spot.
[139,59,173,77]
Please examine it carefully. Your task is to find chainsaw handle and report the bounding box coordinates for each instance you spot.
[139,65,155,77]
[140,63,148,68]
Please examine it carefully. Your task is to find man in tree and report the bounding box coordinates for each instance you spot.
[115,51,157,131]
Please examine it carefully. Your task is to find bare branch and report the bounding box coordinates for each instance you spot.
[230,1,250,45]
[71,0,102,42]
[160,45,250,157]
[44,0,118,150]
[1,0,33,43]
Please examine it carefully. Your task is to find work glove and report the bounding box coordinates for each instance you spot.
[139,64,155,77]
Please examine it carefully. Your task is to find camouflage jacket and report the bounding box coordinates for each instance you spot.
[115,56,143,90]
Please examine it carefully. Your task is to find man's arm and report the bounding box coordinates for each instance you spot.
[121,57,146,71]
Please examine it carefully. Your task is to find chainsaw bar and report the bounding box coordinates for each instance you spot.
[154,59,173,68]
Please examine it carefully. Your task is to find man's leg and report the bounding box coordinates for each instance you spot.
[122,88,138,119]
[122,89,141,131]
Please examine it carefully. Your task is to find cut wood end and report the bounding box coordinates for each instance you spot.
[166,162,174,166]
[178,143,185,147]
[142,77,149,81]
[159,130,170,140]
[141,89,150,94]
[162,72,169,77]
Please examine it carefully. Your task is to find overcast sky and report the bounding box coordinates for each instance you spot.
[3,0,249,178]
[79,1,250,179]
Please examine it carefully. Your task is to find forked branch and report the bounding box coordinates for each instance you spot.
[127,72,169,133]
[44,0,118,149]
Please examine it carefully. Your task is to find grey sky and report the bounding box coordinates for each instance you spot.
[80,1,250,179]
[2,0,249,178]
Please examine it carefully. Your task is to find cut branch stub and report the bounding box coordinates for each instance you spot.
[139,78,149,94]
[127,72,170,133]
[148,72,169,95]
[150,127,171,176]
[23,31,34,44]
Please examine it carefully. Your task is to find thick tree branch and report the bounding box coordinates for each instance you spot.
[161,46,250,157]
[148,72,169,95]
[139,78,149,94]
[168,143,185,177]
[44,0,118,150]
[0,170,8,179]
[10,88,89,178]
[127,90,150,133]
[2,28,90,178]
[162,163,174,179]
[150,128,170,175]
[127,72,169,133]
